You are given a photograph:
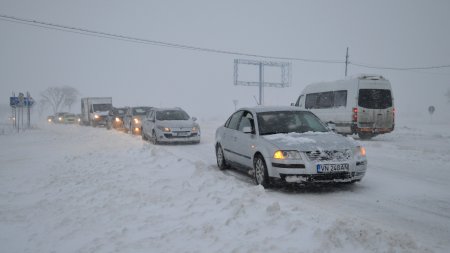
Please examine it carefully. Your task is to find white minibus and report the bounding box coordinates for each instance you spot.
[293,74,394,139]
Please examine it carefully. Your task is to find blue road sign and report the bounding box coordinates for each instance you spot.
[10,97,35,107]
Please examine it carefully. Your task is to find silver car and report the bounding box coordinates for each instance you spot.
[215,106,367,187]
[141,107,201,144]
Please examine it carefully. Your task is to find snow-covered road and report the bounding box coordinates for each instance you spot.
[1,120,449,253]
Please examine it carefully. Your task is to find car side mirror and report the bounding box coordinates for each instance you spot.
[192,117,197,121]
[290,102,295,106]
[326,122,336,132]
[242,126,252,134]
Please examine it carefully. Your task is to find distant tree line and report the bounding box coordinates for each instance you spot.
[40,86,79,114]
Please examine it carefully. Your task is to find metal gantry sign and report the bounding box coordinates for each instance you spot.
[234,59,291,105]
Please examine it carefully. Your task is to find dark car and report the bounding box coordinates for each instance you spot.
[106,107,127,130]
[123,106,152,135]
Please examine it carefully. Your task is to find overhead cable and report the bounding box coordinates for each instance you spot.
[1,14,450,71]
[0,14,342,64]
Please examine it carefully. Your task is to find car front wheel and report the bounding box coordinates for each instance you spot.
[152,130,159,145]
[216,144,228,170]
[253,155,270,188]
[142,128,148,141]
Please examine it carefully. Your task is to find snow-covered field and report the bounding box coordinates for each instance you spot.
[1,118,450,253]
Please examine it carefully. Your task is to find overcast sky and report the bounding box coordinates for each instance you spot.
[1,0,449,120]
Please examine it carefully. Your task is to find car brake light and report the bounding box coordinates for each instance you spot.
[352,108,358,122]
[392,108,395,123]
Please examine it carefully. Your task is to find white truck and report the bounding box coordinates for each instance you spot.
[80,97,113,127]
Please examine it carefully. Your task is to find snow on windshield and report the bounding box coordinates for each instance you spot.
[263,132,317,144]
[156,110,190,121]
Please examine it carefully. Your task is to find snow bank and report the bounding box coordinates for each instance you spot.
[1,120,449,253]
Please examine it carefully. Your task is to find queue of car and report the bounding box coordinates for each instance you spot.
[48,104,368,188]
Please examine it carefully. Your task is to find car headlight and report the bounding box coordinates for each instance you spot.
[115,117,121,122]
[354,146,366,157]
[157,126,171,132]
[192,126,199,133]
[77,118,81,122]
[59,117,63,121]
[134,118,140,124]
[48,119,52,122]
[273,150,302,160]
[94,114,99,119]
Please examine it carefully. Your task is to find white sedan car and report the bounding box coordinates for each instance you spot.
[142,107,200,144]
[215,106,367,187]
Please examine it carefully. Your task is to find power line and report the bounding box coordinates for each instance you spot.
[1,14,450,72]
[0,14,343,64]
[350,62,450,71]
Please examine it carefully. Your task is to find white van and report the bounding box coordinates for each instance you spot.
[293,74,395,139]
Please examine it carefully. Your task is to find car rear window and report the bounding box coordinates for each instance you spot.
[358,89,392,109]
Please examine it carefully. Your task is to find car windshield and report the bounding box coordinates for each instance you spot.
[156,110,190,121]
[257,111,328,135]
[93,104,111,112]
[132,107,149,115]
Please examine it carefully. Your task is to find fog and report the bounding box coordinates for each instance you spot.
[1,0,450,121]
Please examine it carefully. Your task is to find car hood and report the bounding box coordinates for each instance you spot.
[262,132,356,151]
[157,120,196,128]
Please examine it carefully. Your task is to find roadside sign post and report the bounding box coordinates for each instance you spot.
[9,92,35,132]
[428,105,435,123]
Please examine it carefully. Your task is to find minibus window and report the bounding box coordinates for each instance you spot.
[358,89,392,109]
[334,90,347,107]
[305,93,319,109]
[318,92,334,108]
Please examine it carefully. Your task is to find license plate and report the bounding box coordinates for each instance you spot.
[174,132,189,137]
[317,163,349,173]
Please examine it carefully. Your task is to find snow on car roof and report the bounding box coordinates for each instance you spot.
[239,106,306,113]
[153,107,184,111]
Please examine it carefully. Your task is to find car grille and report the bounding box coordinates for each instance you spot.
[305,150,351,162]
[280,172,353,182]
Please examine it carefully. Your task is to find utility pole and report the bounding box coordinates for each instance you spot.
[345,47,349,77]
[259,62,264,105]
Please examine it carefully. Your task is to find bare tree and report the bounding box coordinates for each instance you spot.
[40,86,79,114]
[62,86,79,112]
[37,98,49,118]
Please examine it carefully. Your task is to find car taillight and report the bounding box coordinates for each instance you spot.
[352,107,358,122]
[392,108,395,123]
